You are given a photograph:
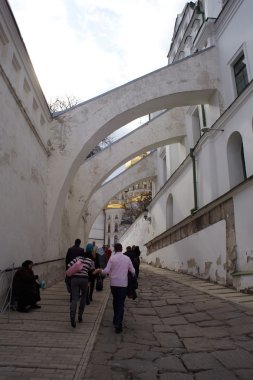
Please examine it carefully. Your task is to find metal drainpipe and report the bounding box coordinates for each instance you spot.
[103,209,106,245]
[190,148,198,214]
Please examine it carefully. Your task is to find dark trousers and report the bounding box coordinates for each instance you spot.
[70,277,88,321]
[110,286,127,328]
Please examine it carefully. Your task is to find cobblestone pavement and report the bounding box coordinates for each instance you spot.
[85,264,253,380]
[0,264,253,379]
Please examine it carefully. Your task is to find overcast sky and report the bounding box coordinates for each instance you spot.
[9,0,187,104]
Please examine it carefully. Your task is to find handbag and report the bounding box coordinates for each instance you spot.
[66,259,83,277]
[96,274,103,291]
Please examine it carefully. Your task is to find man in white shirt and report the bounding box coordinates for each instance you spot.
[94,243,135,333]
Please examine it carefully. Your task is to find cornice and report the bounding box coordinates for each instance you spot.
[0,0,51,118]
[0,63,50,156]
[215,0,243,40]
[146,173,253,248]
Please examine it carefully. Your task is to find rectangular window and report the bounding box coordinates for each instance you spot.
[233,53,249,96]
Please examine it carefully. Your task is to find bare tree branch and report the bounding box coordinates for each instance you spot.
[49,96,113,157]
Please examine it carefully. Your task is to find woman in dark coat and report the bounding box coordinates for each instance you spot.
[12,260,41,312]
[132,246,141,278]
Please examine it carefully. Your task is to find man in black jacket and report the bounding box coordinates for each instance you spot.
[65,239,85,296]
[65,239,85,269]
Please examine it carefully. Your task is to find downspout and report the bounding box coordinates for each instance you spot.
[190,148,198,214]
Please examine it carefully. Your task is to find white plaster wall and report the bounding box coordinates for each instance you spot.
[203,0,223,19]
[216,0,253,108]
[88,211,105,247]
[168,142,186,175]
[187,83,253,210]
[150,160,193,238]
[156,148,166,192]
[0,75,48,269]
[234,185,253,271]
[143,220,227,284]
[197,138,221,207]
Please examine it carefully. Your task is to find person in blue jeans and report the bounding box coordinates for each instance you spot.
[94,243,135,333]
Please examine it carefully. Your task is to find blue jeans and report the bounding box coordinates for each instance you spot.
[110,286,128,328]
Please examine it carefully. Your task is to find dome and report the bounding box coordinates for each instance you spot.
[105,200,125,209]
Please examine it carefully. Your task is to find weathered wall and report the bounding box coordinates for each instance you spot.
[143,221,227,284]
[234,185,253,272]
[0,74,48,270]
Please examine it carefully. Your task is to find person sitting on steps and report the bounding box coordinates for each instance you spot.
[12,260,41,312]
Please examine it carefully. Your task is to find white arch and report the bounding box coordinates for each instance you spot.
[48,47,220,254]
[68,108,186,238]
[227,131,246,188]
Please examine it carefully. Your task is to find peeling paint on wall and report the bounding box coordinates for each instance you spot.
[204,261,212,275]
[155,257,161,268]
[216,255,222,265]
[31,167,40,184]
[187,258,196,268]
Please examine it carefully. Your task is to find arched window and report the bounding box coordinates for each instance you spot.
[114,235,118,244]
[166,194,173,229]
[107,223,111,233]
[227,131,247,188]
[115,223,118,232]
[115,215,118,219]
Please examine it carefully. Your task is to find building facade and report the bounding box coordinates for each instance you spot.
[1,0,253,295]
[121,0,253,291]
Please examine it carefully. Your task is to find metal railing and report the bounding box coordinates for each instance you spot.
[0,264,16,322]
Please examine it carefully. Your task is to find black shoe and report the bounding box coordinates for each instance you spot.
[30,304,41,309]
[17,307,29,313]
[115,326,122,334]
[71,319,76,328]
[78,314,83,323]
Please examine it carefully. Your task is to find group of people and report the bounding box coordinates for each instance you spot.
[65,239,110,327]
[66,239,140,333]
[11,239,140,334]
[123,245,141,278]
